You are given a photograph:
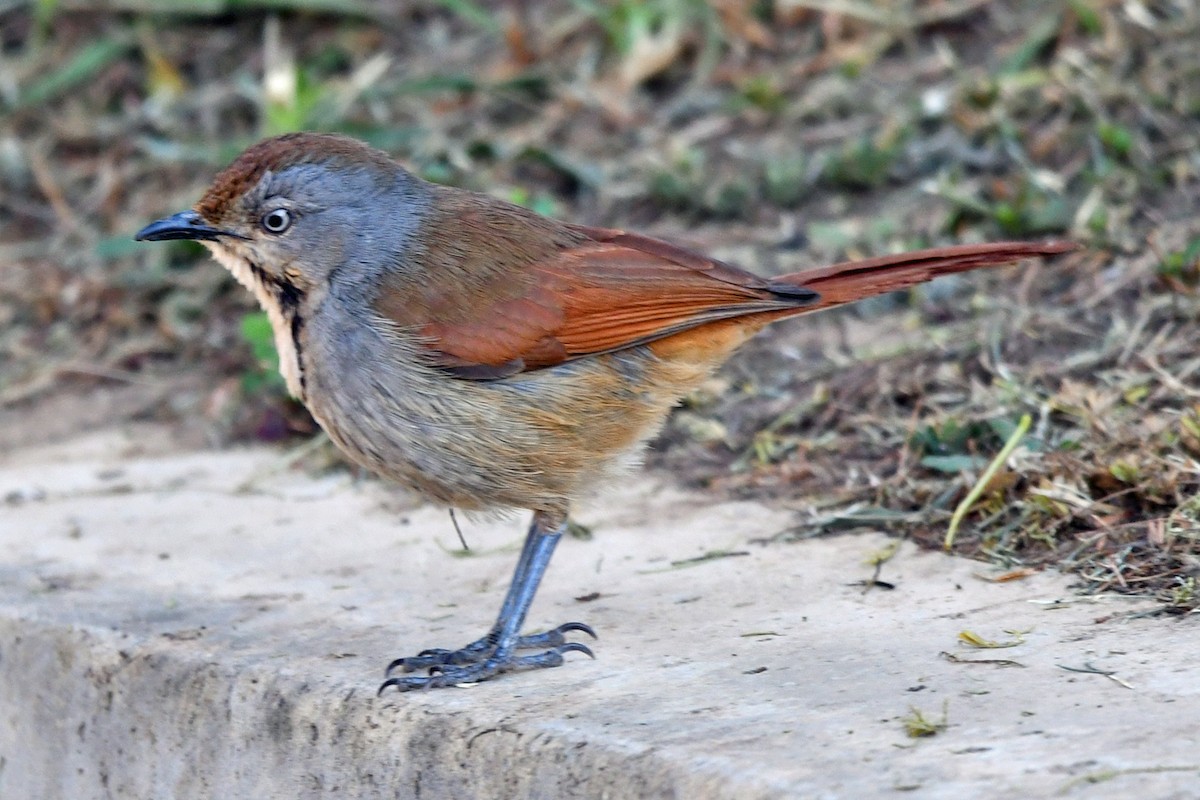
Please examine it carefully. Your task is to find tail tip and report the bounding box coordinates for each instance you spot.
[1036,239,1082,256]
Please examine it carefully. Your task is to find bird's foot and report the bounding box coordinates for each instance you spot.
[387,621,595,672]
[378,622,596,693]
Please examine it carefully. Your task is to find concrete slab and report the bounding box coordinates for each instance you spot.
[1,426,1197,799]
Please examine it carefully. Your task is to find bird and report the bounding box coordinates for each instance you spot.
[135,132,1075,692]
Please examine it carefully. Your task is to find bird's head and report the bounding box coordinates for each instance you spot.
[136,132,431,300]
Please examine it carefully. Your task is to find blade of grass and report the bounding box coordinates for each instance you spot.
[227,0,373,12]
[431,0,502,32]
[999,12,1061,75]
[55,0,377,17]
[944,414,1031,551]
[14,35,132,110]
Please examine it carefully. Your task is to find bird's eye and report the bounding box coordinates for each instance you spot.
[261,209,292,234]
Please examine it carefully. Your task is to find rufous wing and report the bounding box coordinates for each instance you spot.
[374,204,818,379]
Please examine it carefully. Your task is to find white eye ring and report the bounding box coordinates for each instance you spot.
[261,208,292,234]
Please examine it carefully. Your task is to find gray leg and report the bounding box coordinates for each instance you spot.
[380,513,596,693]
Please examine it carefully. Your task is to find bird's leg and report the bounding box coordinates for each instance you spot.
[389,519,593,668]
[380,511,596,692]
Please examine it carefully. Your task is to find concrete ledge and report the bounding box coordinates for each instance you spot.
[1,428,1197,798]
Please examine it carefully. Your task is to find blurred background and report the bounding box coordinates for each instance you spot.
[1,0,1198,609]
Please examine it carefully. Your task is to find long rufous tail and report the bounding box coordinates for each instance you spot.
[774,240,1078,313]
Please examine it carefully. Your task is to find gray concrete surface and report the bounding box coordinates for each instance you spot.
[1,426,1197,799]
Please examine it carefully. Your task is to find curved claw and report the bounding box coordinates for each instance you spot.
[378,676,401,695]
[554,621,598,640]
[378,674,442,694]
[384,653,442,677]
[557,641,595,659]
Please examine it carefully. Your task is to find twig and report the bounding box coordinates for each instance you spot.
[1056,662,1134,689]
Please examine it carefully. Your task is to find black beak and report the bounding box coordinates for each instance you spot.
[135,211,233,242]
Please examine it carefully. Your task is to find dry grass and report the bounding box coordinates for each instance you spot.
[2,0,1198,611]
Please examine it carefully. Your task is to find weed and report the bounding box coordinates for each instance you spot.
[239,312,286,396]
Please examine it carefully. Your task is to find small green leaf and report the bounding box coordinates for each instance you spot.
[241,312,279,369]
[1098,122,1133,158]
[1109,460,1141,484]
[921,455,987,473]
[1068,0,1103,35]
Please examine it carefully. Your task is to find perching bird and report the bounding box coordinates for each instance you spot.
[136,132,1075,691]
